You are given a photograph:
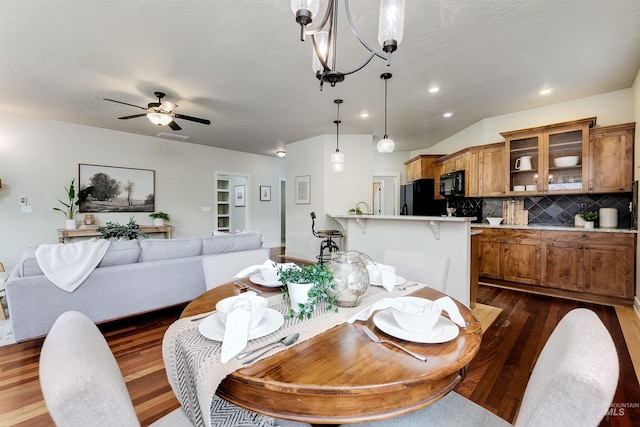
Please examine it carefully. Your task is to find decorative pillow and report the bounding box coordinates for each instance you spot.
[202,231,263,255]
[139,238,203,262]
[98,240,141,267]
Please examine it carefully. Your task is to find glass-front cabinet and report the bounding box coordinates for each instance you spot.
[502,117,596,195]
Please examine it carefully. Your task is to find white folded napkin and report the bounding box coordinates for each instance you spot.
[234,259,277,278]
[220,291,257,363]
[347,296,466,327]
[380,269,396,292]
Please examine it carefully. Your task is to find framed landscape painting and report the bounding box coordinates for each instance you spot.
[78,164,155,213]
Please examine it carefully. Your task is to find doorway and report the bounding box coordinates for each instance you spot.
[214,172,250,233]
[372,174,399,216]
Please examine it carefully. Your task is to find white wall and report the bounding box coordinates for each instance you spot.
[0,113,285,270]
[632,69,640,314]
[416,89,634,156]
[285,134,374,261]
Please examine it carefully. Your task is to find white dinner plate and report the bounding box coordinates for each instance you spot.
[198,308,284,341]
[370,275,406,287]
[372,310,459,343]
[249,273,283,288]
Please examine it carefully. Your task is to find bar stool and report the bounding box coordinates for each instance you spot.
[310,212,343,264]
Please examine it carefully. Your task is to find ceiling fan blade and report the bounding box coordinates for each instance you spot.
[173,113,211,125]
[103,98,148,110]
[168,121,182,131]
[118,113,147,120]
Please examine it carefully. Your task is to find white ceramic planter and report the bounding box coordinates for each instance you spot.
[574,214,585,227]
[153,218,165,226]
[584,221,595,229]
[65,219,77,230]
[288,283,313,313]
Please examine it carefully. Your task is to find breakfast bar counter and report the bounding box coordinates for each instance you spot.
[330,214,475,306]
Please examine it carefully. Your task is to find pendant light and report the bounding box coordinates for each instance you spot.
[330,99,345,172]
[377,72,395,153]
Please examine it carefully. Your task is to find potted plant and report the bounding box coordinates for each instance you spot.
[97,216,148,240]
[53,179,94,230]
[579,211,599,229]
[277,263,337,320]
[149,211,170,226]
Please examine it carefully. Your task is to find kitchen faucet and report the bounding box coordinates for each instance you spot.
[355,201,372,215]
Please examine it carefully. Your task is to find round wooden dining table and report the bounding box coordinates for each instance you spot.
[180,278,482,425]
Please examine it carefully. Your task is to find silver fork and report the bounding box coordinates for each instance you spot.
[233,280,263,294]
[362,326,428,362]
[397,282,420,291]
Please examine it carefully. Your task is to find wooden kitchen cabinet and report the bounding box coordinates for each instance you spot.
[477,228,541,285]
[477,227,636,305]
[476,143,506,196]
[588,123,635,193]
[404,154,442,182]
[501,117,595,195]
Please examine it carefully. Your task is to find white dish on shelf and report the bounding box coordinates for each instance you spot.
[198,308,284,341]
[526,184,537,191]
[370,275,406,287]
[373,310,459,343]
[553,156,579,167]
[249,273,282,288]
[513,185,525,191]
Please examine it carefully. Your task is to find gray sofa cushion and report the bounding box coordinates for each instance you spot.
[17,247,41,277]
[139,238,203,262]
[98,240,141,267]
[202,232,262,255]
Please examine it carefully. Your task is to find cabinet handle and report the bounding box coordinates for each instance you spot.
[585,246,589,250]
[578,246,582,249]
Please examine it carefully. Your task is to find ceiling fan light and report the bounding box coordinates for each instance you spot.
[377,137,395,153]
[159,100,177,112]
[378,0,405,52]
[147,112,173,126]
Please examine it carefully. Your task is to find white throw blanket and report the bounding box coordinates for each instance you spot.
[35,239,110,292]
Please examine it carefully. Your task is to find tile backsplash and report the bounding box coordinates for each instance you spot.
[482,193,633,228]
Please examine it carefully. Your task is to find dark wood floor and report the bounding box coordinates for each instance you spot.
[0,285,638,426]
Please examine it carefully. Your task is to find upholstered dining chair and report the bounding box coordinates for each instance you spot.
[352,308,619,427]
[39,310,193,427]
[202,247,270,290]
[382,249,450,292]
[40,311,312,427]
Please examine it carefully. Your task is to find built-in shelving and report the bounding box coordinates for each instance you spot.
[216,179,230,232]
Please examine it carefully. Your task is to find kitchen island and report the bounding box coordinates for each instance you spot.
[330,214,476,306]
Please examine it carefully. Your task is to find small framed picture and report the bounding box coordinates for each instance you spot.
[260,185,271,201]
[234,185,246,207]
[295,175,310,204]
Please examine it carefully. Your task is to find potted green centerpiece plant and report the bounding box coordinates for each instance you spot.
[149,211,170,226]
[579,211,599,229]
[53,179,93,230]
[278,263,337,320]
[97,216,148,240]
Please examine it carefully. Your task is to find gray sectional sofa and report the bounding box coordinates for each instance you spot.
[6,231,264,342]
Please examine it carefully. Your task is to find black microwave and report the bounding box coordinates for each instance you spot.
[440,170,465,197]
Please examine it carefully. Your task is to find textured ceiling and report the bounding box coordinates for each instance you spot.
[1,1,639,157]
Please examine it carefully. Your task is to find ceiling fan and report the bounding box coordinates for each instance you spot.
[103,91,211,131]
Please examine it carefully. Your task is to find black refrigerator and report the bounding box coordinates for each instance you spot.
[400,179,446,216]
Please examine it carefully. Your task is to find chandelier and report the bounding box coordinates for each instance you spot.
[290,0,405,89]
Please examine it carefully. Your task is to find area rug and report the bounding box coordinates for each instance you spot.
[0,319,17,347]
[473,303,502,333]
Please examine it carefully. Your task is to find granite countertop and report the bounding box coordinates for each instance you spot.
[472,223,637,234]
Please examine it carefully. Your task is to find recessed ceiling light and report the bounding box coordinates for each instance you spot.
[360,112,369,118]
[428,86,440,94]
[537,87,555,96]
[443,112,453,118]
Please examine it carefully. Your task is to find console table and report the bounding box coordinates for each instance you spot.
[57,225,172,243]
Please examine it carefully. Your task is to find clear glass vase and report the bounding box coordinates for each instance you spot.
[327,251,371,307]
